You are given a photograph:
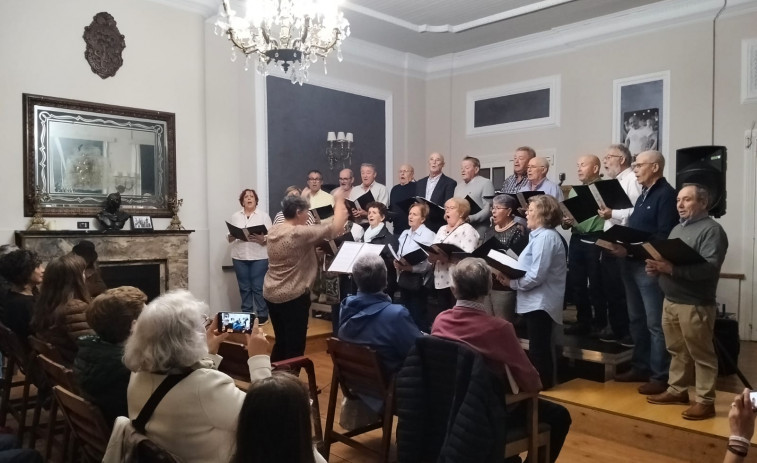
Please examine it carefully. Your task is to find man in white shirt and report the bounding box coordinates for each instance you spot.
[349,163,388,221]
[520,157,564,201]
[453,156,494,237]
[303,170,334,209]
[597,144,643,344]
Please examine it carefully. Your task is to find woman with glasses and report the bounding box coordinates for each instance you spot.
[227,188,273,324]
[496,195,566,389]
[482,194,529,321]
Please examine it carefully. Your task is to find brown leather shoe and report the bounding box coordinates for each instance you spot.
[638,380,668,395]
[682,402,715,420]
[647,390,690,405]
[614,369,650,383]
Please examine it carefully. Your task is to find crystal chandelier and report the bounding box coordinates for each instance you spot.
[215,0,350,85]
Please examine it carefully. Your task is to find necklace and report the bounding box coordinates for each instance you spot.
[494,220,515,233]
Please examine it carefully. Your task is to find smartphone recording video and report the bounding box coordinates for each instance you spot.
[217,312,254,334]
[750,390,757,411]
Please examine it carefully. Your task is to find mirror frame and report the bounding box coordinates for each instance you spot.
[23,93,176,217]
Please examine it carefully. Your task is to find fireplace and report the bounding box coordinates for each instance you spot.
[15,230,192,297]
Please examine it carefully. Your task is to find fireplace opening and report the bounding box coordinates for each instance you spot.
[100,262,162,302]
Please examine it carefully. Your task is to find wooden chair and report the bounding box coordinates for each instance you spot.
[323,337,395,463]
[0,322,38,444]
[27,336,71,452]
[35,354,77,461]
[216,341,324,454]
[51,385,111,463]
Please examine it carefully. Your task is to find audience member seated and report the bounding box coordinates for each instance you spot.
[431,257,571,463]
[71,240,107,298]
[0,432,43,463]
[338,253,422,374]
[33,253,93,364]
[232,372,326,463]
[124,290,270,463]
[724,388,755,463]
[74,286,147,427]
[0,249,43,343]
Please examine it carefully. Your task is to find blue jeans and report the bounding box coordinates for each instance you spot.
[232,258,269,317]
[621,259,670,382]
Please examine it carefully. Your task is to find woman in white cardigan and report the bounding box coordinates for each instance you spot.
[124,290,271,463]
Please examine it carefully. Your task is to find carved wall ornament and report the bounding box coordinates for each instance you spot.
[83,12,126,79]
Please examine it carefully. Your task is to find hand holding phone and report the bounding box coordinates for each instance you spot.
[217,311,254,334]
[246,317,269,357]
[750,390,757,412]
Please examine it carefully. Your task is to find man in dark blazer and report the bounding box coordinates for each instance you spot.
[416,152,456,232]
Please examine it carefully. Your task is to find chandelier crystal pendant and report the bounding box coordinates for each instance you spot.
[215,0,350,85]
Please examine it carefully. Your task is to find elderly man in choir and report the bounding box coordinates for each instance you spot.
[431,257,571,463]
[645,184,728,421]
[611,150,678,396]
[349,163,388,221]
[303,169,334,209]
[501,146,536,194]
[453,156,495,237]
[331,168,354,196]
[520,156,564,201]
[596,144,642,344]
[389,164,417,237]
[416,152,457,231]
[563,155,606,337]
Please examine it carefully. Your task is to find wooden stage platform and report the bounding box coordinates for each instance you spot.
[541,378,757,463]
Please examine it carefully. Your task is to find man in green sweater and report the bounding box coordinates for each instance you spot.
[644,183,728,420]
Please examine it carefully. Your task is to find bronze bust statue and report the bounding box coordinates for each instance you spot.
[96,192,130,230]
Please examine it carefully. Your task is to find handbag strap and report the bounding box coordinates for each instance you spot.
[132,371,191,433]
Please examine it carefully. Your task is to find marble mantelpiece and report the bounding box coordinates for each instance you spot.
[15,230,193,292]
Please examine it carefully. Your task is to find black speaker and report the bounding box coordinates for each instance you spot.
[675,145,727,218]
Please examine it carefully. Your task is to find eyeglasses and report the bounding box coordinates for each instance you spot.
[632,162,657,170]
[398,169,412,173]
[307,177,322,181]
[603,154,622,161]
[526,165,545,170]
[491,206,511,211]
[338,177,352,181]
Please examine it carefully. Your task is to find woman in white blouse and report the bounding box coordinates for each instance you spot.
[428,197,480,318]
[394,202,436,331]
[227,189,273,324]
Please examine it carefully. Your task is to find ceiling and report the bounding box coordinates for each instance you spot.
[183,0,668,58]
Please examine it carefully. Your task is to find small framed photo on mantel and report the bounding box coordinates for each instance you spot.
[131,215,154,231]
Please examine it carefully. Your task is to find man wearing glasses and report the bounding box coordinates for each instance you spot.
[596,144,643,345]
[520,156,564,201]
[303,169,334,210]
[389,164,416,236]
[331,168,354,196]
[610,150,678,397]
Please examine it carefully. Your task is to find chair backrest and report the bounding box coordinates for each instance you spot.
[217,341,251,382]
[326,337,391,401]
[52,385,111,462]
[396,336,507,463]
[38,354,79,393]
[0,321,30,370]
[28,335,67,366]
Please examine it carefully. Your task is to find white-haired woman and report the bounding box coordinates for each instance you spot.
[124,290,270,463]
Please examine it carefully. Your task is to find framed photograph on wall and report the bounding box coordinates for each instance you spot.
[612,71,670,174]
[131,215,154,231]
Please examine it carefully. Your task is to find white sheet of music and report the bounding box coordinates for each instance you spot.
[327,241,385,273]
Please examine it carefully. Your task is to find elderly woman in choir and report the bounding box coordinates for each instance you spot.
[361,201,399,298]
[273,186,315,225]
[428,197,480,317]
[482,194,529,322]
[496,195,566,389]
[393,201,436,331]
[124,290,270,463]
[263,192,348,361]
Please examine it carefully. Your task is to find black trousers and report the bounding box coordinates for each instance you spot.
[568,234,606,327]
[600,250,629,337]
[400,285,430,332]
[265,291,311,362]
[523,309,555,389]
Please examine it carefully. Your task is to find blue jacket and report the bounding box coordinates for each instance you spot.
[628,177,678,241]
[338,292,422,374]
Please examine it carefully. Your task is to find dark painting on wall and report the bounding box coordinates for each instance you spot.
[266,76,386,216]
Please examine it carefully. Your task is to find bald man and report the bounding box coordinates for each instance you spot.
[563,155,607,337]
[520,157,564,201]
[416,152,457,231]
[331,168,355,197]
[389,164,417,236]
